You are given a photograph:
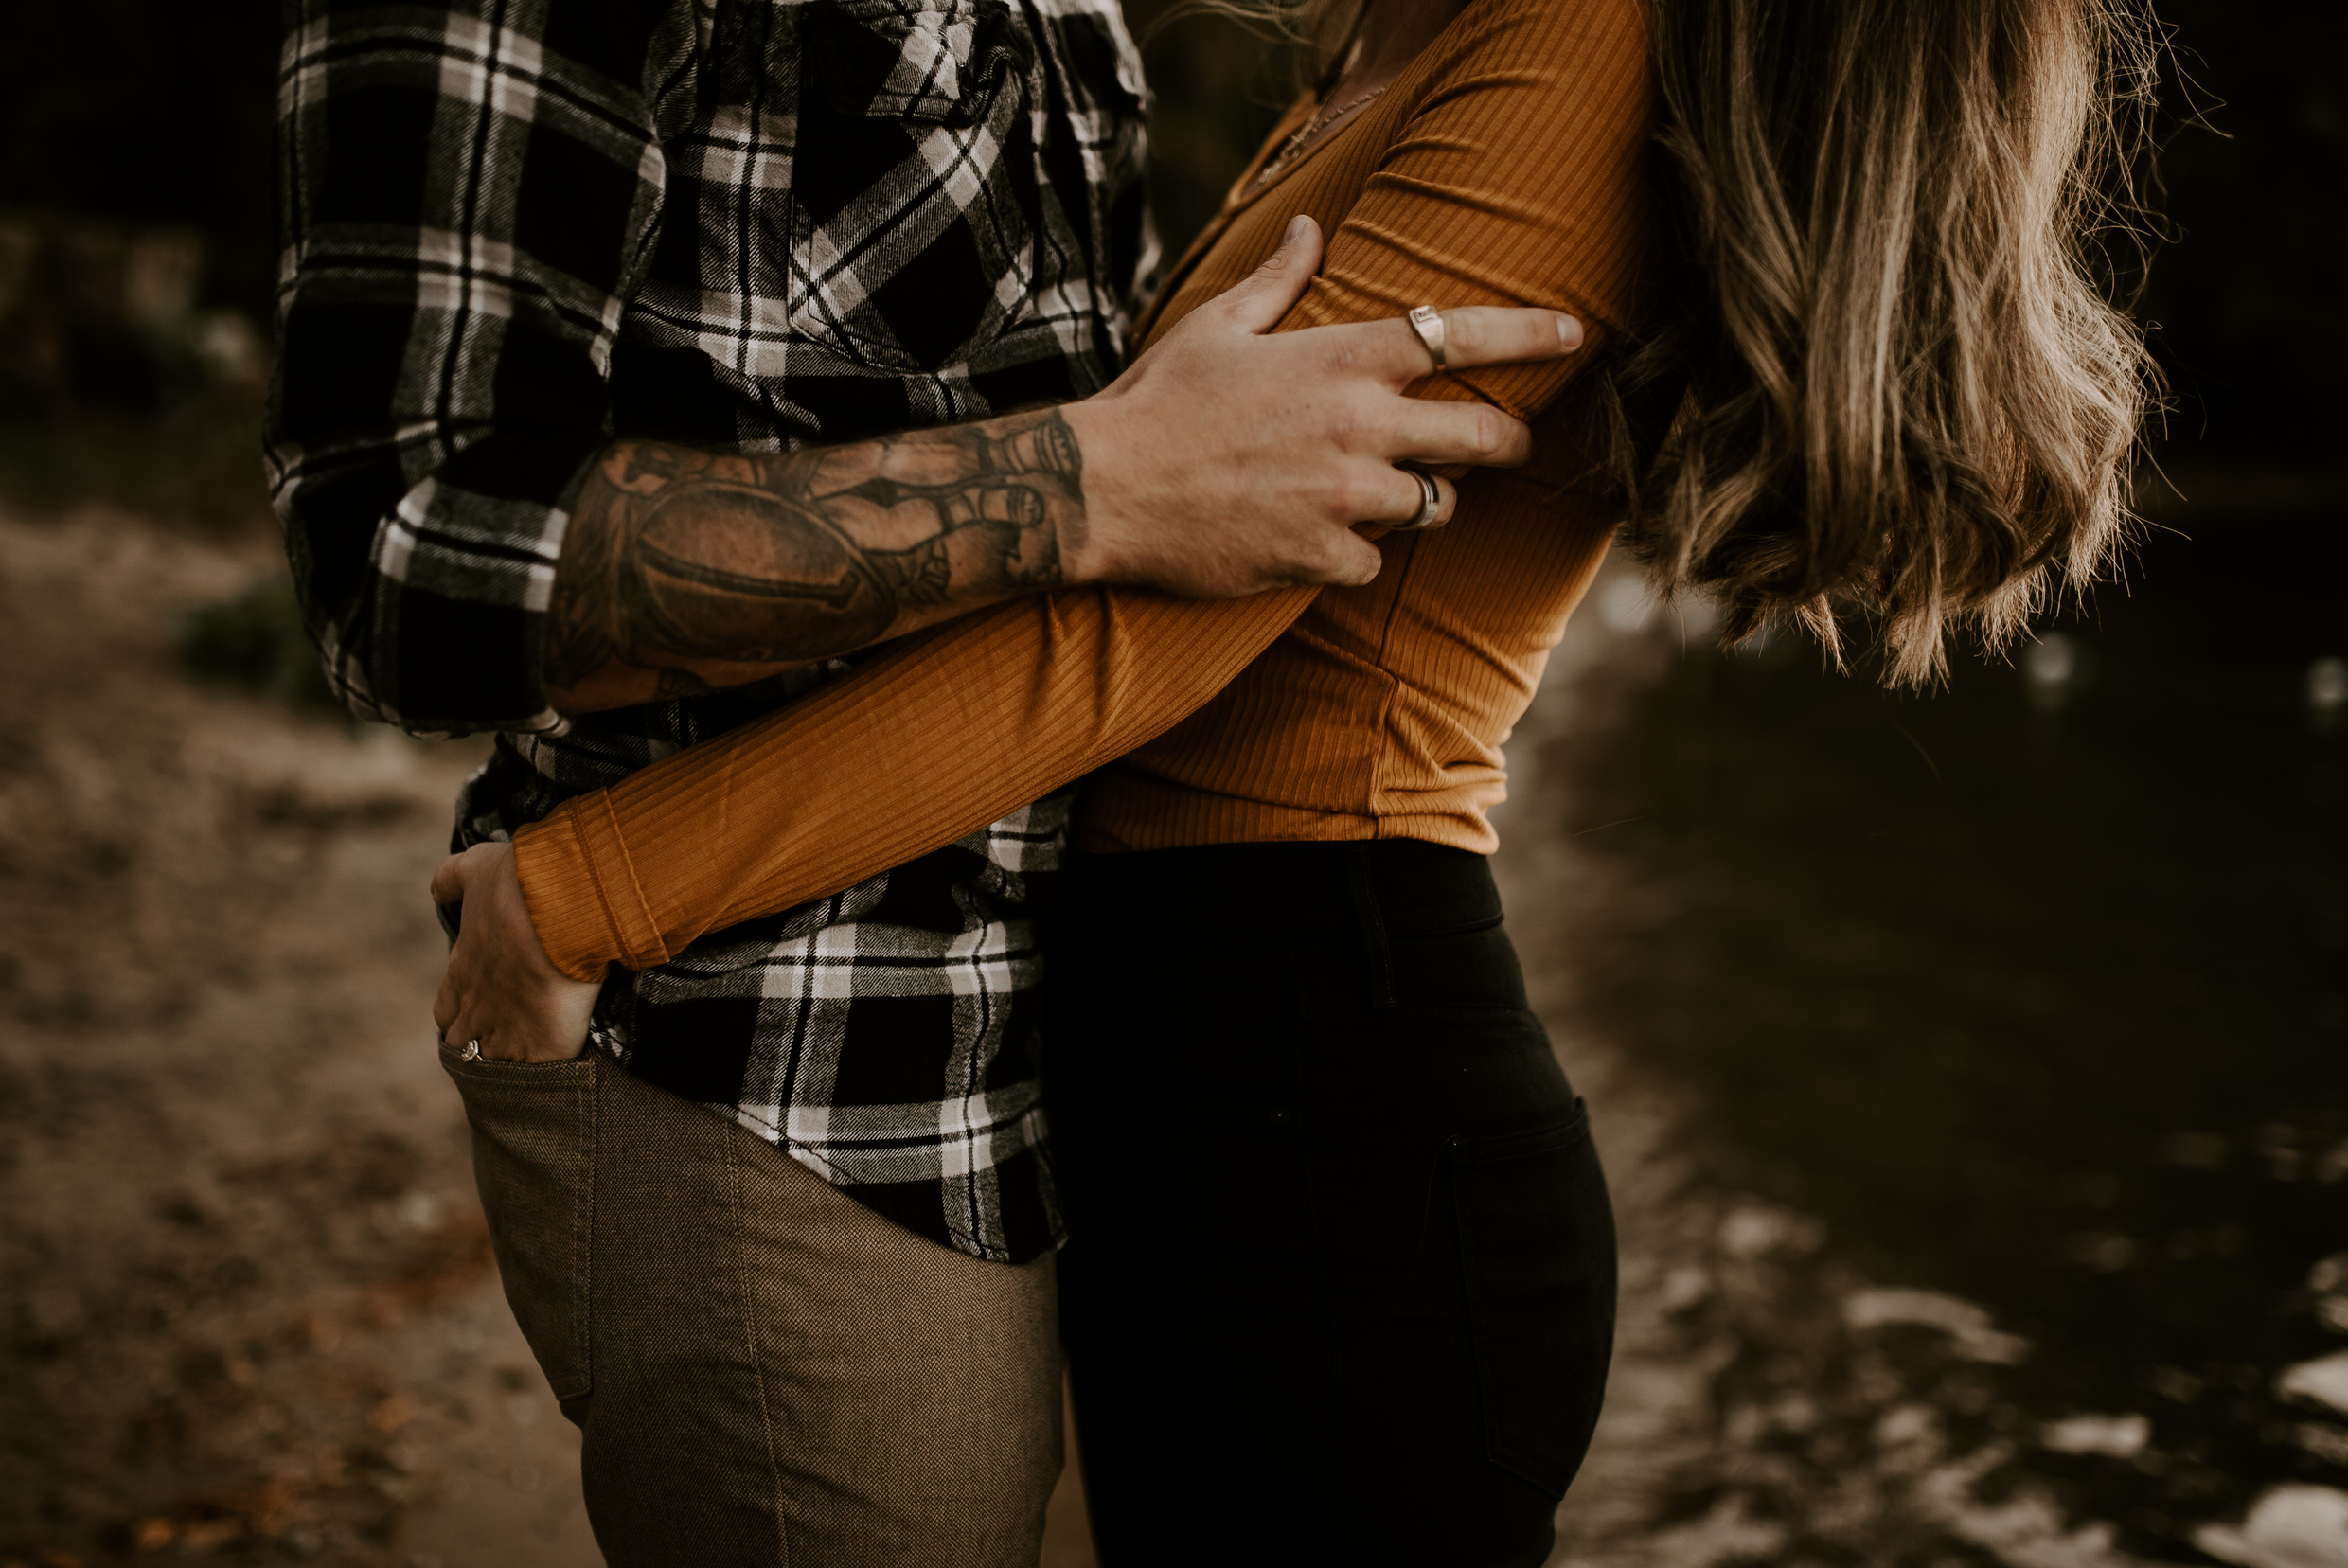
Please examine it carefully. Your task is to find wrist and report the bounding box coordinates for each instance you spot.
[512,807,654,980]
[1056,394,1138,588]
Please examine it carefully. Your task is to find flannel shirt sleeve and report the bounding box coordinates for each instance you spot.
[263,0,675,734]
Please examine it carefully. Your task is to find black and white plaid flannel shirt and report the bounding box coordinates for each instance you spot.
[265,0,1152,1262]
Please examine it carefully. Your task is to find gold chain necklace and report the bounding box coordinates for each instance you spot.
[1247,84,1388,192]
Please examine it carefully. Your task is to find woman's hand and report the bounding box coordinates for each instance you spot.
[430,842,602,1062]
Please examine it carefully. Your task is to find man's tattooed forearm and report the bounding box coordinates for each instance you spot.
[543,409,1086,701]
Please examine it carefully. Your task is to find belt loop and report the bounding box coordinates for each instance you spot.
[1343,843,1397,1009]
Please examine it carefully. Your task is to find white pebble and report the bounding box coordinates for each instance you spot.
[2194,1485,2348,1568]
[2280,1351,2348,1417]
[2041,1413,2150,1457]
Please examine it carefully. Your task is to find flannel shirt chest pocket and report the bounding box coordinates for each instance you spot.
[781,0,1048,371]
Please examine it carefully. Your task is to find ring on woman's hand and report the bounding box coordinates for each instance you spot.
[1393,468,1445,531]
[1406,305,1447,371]
[460,1039,483,1061]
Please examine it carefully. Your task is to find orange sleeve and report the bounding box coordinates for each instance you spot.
[512,0,1657,980]
[513,586,1314,978]
[1288,0,1657,419]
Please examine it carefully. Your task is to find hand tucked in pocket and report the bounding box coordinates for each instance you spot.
[430,843,603,1062]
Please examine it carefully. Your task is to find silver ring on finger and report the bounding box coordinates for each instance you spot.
[460,1039,483,1061]
[1392,468,1445,532]
[1406,305,1448,372]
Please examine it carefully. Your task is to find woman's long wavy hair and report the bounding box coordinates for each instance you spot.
[1619,0,2161,683]
[1211,0,2162,683]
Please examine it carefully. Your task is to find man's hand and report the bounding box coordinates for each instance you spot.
[429,843,602,1063]
[542,214,1583,713]
[1061,214,1584,597]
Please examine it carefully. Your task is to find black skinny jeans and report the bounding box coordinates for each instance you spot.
[1048,839,1616,1568]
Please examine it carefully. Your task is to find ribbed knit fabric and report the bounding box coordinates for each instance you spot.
[512,0,1658,982]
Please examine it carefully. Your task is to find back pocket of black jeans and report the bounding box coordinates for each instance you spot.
[1450,1102,1616,1497]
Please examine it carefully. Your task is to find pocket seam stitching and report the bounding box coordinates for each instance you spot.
[571,1061,595,1399]
[1450,1102,1592,1167]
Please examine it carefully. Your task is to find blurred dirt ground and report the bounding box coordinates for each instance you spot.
[0,510,593,1565]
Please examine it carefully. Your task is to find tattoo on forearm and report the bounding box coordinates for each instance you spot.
[544,409,1086,700]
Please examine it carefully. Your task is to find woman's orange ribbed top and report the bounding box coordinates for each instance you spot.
[512,0,1659,980]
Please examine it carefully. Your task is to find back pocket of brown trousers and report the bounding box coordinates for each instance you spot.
[442,1048,596,1405]
[1450,1102,1616,1497]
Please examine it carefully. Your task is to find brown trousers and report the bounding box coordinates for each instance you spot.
[441,1043,1063,1567]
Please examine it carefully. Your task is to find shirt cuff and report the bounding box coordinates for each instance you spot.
[512,793,673,980]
